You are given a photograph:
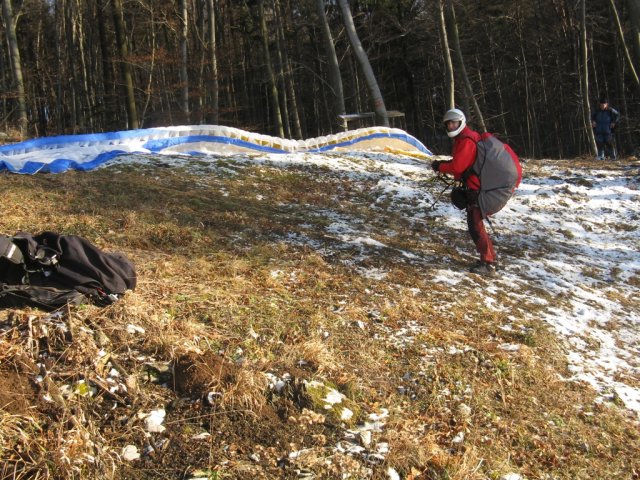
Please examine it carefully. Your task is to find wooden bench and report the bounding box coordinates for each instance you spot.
[338,110,406,131]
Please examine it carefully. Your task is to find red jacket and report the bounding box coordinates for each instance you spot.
[440,126,481,190]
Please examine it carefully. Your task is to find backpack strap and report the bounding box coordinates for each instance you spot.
[0,236,23,265]
[456,132,480,185]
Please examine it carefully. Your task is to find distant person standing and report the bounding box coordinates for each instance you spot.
[591,97,620,160]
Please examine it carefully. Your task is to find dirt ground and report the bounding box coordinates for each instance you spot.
[0,316,369,479]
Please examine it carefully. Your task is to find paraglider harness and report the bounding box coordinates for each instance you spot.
[0,232,137,311]
[432,133,522,218]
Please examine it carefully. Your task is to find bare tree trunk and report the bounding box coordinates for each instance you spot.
[580,0,597,156]
[516,9,539,156]
[139,2,157,126]
[275,0,301,138]
[97,0,116,129]
[535,37,551,156]
[438,0,454,110]
[112,0,139,129]
[628,0,640,66]
[72,0,93,131]
[619,58,632,152]
[316,0,345,124]
[337,0,388,126]
[179,0,190,122]
[0,40,8,132]
[54,1,65,132]
[491,52,508,135]
[272,0,291,138]
[195,1,205,124]
[609,0,640,88]
[444,0,485,131]
[258,0,284,137]
[207,0,219,124]
[63,0,80,132]
[2,0,28,135]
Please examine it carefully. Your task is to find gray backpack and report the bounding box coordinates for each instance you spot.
[466,133,522,218]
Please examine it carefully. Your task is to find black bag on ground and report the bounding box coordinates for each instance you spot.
[0,284,86,310]
[0,231,137,310]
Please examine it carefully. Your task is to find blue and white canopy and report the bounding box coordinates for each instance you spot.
[0,125,432,174]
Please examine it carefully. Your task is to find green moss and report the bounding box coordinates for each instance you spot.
[304,380,360,426]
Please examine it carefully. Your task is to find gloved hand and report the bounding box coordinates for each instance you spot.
[431,160,443,173]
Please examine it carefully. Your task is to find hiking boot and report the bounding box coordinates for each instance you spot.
[469,261,497,276]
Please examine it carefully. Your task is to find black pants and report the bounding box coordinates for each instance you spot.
[595,133,616,159]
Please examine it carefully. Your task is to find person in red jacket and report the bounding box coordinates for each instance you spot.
[431,108,497,276]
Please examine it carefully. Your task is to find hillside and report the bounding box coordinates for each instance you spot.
[1,151,639,480]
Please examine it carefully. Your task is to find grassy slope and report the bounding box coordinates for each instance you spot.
[0,155,638,480]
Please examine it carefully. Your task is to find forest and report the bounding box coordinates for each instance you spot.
[1,0,639,159]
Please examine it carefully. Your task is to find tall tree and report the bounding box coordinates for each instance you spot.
[316,0,346,124]
[112,0,139,129]
[179,0,190,122]
[580,0,597,155]
[275,0,302,138]
[258,0,284,137]
[97,0,116,129]
[437,0,454,110]
[628,0,640,66]
[609,0,640,88]
[515,5,540,156]
[136,0,158,125]
[444,0,485,131]
[337,0,389,126]
[2,0,27,135]
[207,0,219,124]
[272,0,291,138]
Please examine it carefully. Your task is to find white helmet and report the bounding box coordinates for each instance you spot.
[443,108,466,137]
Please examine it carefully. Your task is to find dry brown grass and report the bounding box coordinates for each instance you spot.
[0,157,639,479]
